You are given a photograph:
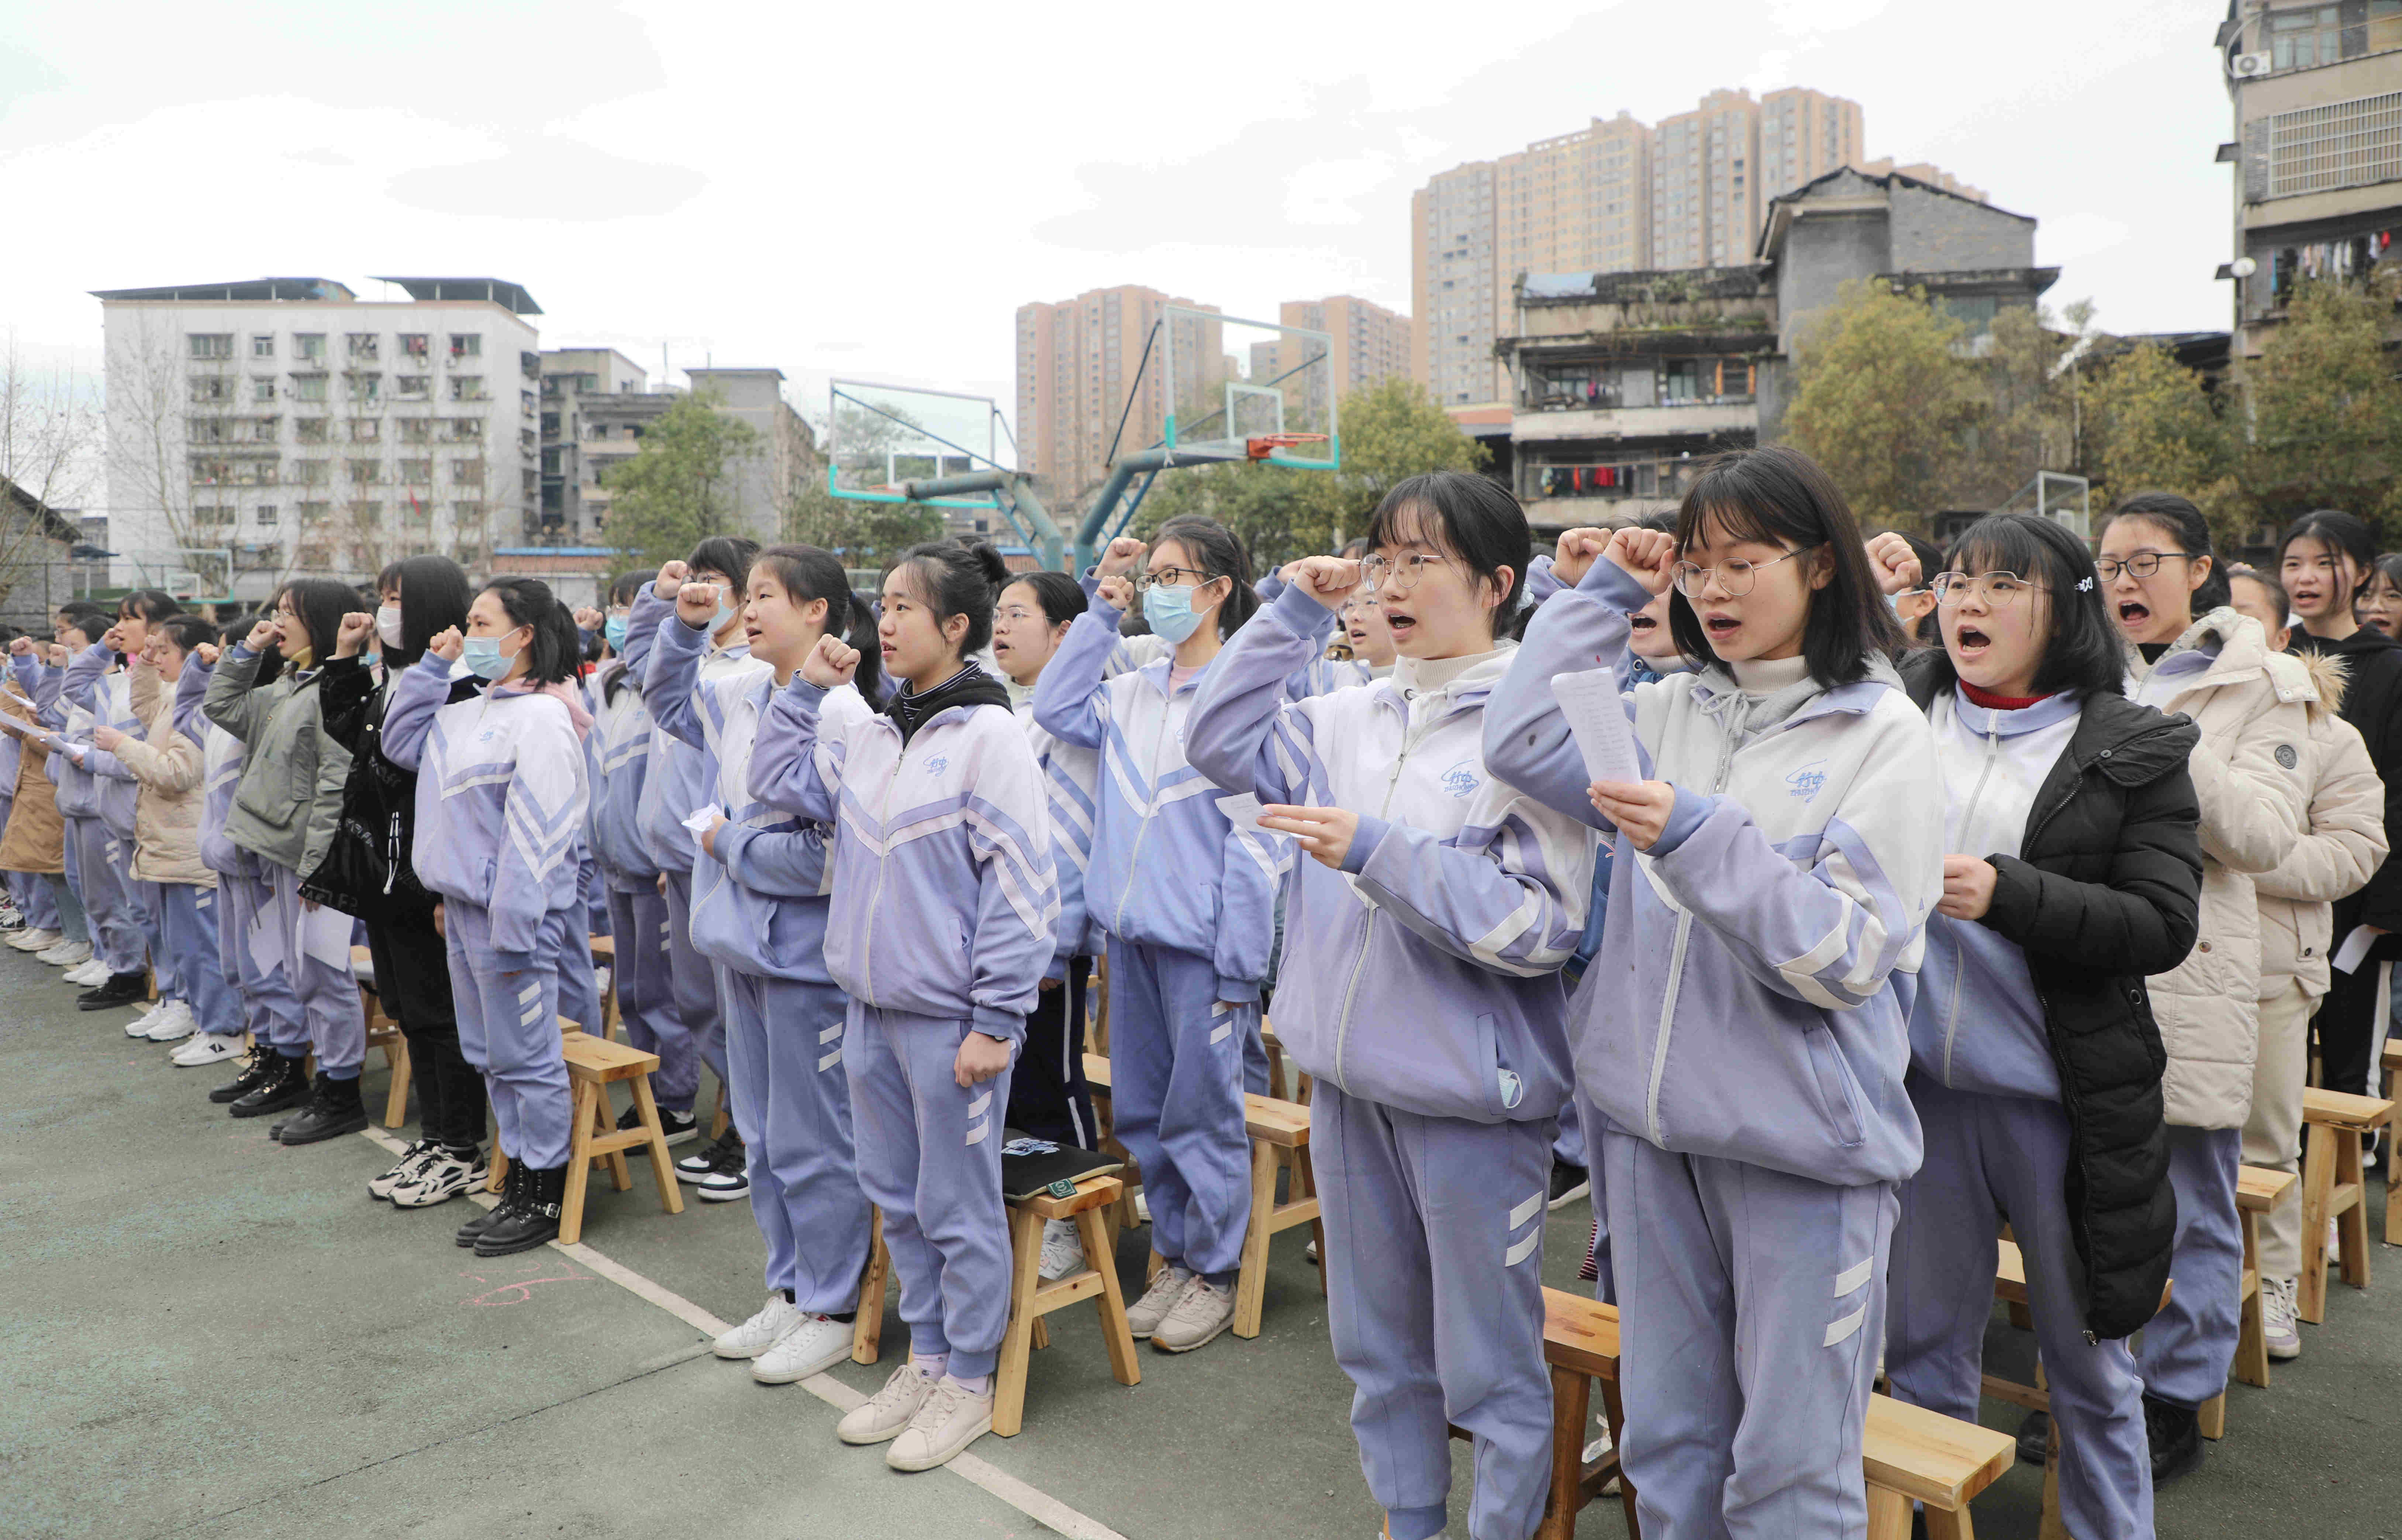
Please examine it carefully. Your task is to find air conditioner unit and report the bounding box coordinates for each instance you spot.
[2227,51,2272,78]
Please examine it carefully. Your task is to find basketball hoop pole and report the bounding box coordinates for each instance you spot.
[1070,442,1253,574]
[893,469,1066,571]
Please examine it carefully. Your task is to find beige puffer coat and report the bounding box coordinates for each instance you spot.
[2253,649,2388,1002]
[2131,608,2314,1130]
[108,660,211,887]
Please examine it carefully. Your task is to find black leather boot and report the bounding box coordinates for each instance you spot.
[475,1162,566,1257]
[210,1049,280,1106]
[456,1159,518,1248]
[228,1053,311,1119]
[278,1073,370,1145]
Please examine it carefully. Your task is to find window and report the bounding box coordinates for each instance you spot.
[190,377,232,404]
[449,377,487,402]
[452,500,485,525]
[399,459,432,484]
[254,504,280,528]
[401,334,430,359]
[2375,0,2402,52]
[189,417,229,443]
[449,334,481,359]
[346,334,380,361]
[396,375,429,399]
[248,418,279,443]
[403,500,432,529]
[192,504,234,528]
[188,334,234,360]
[2270,5,2341,69]
[189,458,233,485]
[2266,90,2402,198]
[397,418,434,444]
[294,418,329,444]
[446,418,482,441]
[349,419,381,443]
[289,459,330,486]
[345,372,382,404]
[290,374,328,403]
[251,335,276,359]
[541,412,560,437]
[252,377,276,404]
[293,334,326,361]
[346,500,382,526]
[347,459,384,484]
[451,459,485,485]
[297,501,331,525]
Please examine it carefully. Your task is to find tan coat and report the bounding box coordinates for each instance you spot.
[0,687,63,875]
[2133,608,2315,1130]
[2253,649,2388,1002]
[107,661,211,887]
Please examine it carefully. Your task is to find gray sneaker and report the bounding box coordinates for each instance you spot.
[1151,1275,1236,1353]
[2262,1275,2301,1361]
[1124,1264,1194,1338]
[884,1378,994,1471]
[836,1360,936,1446]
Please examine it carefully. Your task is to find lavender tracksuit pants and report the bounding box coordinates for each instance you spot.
[225,867,309,1054]
[659,867,728,1111]
[603,884,681,1099]
[1604,1130,1895,1540]
[722,970,869,1310]
[1105,936,1254,1282]
[2138,1125,2245,1409]
[1887,1081,2152,1540]
[444,900,575,1170]
[66,815,144,975]
[1316,1084,1555,1540]
[266,861,363,1076]
[10,867,58,930]
[846,1002,1014,1381]
[146,881,242,1037]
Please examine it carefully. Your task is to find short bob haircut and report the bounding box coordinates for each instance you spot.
[259,577,360,683]
[1941,513,2127,699]
[387,555,471,673]
[1364,470,1531,641]
[477,577,580,687]
[1666,444,1906,687]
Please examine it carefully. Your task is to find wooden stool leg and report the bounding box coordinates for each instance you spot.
[1297,1146,1328,1301]
[993,1207,1046,1438]
[628,1075,683,1215]
[2299,1123,2334,1323]
[382,1036,411,1129]
[2337,1133,2372,1289]
[1535,1365,1589,1540]
[488,1143,508,1193]
[1232,1138,1278,1339]
[1866,1486,1912,1540]
[1078,1206,1142,1388]
[2198,1389,2226,1441]
[710,1077,730,1142]
[853,1210,889,1365]
[599,1090,632,1192]
[1923,1507,1975,1540]
[2233,1212,2269,1390]
[558,1081,597,1246]
[2389,1135,2401,1250]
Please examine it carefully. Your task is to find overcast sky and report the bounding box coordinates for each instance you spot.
[4,0,2233,471]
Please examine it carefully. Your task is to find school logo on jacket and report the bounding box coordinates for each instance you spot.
[1440,761,1481,799]
[1785,762,1828,801]
[925,756,949,774]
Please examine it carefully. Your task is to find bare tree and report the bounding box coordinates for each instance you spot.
[0,333,100,612]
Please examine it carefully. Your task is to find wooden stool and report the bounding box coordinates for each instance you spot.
[1258,1018,1311,1104]
[2199,1164,2298,1440]
[1090,950,1110,1058]
[994,1174,1142,1436]
[488,1031,685,1242]
[1233,1091,1325,1339]
[587,933,620,1042]
[1082,1052,1145,1234]
[2298,1085,2394,1322]
[350,946,412,1131]
[2382,1040,2400,1245]
[853,1209,891,1365]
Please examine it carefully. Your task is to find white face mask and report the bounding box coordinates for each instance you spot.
[375,605,404,649]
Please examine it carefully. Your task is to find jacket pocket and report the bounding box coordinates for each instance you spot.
[1802,1023,1867,1149]
[1478,1012,1527,1117]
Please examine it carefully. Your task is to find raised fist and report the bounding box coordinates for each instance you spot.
[1552,527,1614,589]
[653,560,690,601]
[1096,574,1135,615]
[1604,527,1677,598]
[1097,537,1146,580]
[800,633,859,688]
[427,626,465,663]
[334,611,376,659]
[676,581,722,629]
[246,619,281,652]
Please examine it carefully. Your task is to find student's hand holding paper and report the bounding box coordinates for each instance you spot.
[1259,803,1359,870]
[1589,780,1674,850]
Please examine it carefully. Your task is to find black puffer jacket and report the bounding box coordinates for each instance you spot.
[1903,653,2203,1340]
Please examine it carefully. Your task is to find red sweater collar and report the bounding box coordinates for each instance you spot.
[1958,679,2053,711]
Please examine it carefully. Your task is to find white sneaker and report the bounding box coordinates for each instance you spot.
[1583,1416,1622,1496]
[172,1032,246,1067]
[72,960,114,987]
[123,1000,168,1035]
[713,1295,805,1360]
[369,1139,441,1201]
[38,940,91,967]
[390,1147,486,1208]
[1125,1264,1195,1337]
[144,1002,199,1042]
[752,1313,853,1384]
[1152,1275,1236,1352]
[2263,1275,2301,1361]
[6,927,60,952]
[1038,1216,1084,1281]
[2328,1216,2341,1258]
[836,1360,938,1446]
[884,1377,994,1471]
[1135,1189,1151,1223]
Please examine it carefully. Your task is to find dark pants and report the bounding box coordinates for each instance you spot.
[1006,955,1095,1150]
[2310,909,2387,1101]
[367,905,487,1150]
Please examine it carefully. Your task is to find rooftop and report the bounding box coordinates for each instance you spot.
[1757,166,2036,262]
[90,277,358,305]
[368,277,543,315]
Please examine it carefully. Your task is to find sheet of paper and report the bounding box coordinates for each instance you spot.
[681,804,722,834]
[1216,793,1273,832]
[299,902,356,973]
[245,907,288,978]
[2332,923,2378,975]
[1550,669,1642,785]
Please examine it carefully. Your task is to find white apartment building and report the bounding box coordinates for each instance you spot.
[92,275,543,599]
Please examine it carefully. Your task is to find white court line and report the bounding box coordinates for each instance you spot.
[358,1127,1128,1540]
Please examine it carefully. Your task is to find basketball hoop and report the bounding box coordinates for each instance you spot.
[1246,432,1330,460]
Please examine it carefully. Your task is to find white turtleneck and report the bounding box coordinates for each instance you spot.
[1728,653,1811,697]
[1394,648,1504,697]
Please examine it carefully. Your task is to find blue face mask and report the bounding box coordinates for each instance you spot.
[460,636,512,681]
[603,616,629,651]
[1143,583,1210,646]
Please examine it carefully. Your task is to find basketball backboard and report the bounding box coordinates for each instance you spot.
[1154,306,1339,470]
[826,380,1006,509]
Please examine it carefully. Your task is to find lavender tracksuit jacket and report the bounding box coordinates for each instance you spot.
[1188,584,1595,1123]
[585,657,660,894]
[1484,559,1942,1187]
[746,673,1056,1043]
[623,589,763,875]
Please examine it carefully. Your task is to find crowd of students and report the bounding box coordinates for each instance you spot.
[3,448,2393,1537]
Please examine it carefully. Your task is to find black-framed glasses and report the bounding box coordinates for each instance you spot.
[1932,570,2046,608]
[1671,543,1820,598]
[2094,552,2194,581]
[1133,567,1219,592]
[1359,552,1446,591]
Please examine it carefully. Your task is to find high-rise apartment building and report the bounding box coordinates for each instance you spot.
[1413,86,1878,405]
[1253,295,1414,426]
[91,275,542,598]
[1015,286,1225,504]
[538,346,647,543]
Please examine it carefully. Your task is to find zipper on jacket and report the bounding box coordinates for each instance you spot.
[1645,696,1742,1145]
[1940,717,2005,1087]
[1109,688,1181,934]
[1329,702,1441,1092]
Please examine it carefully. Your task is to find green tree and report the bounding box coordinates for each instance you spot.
[1132,377,1489,569]
[601,390,760,570]
[2079,339,2244,550]
[2239,275,2402,541]
[1782,279,1983,531]
[783,478,945,570]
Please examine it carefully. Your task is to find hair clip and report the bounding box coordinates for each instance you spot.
[2077,576,2094,592]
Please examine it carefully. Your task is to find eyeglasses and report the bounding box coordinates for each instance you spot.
[1932,571,2045,608]
[1133,567,1219,592]
[1670,544,1820,598]
[2094,552,2193,581]
[1359,552,1446,591]
[994,605,1042,624]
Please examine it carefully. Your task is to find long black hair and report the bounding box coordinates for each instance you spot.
[259,577,358,683]
[161,614,217,657]
[388,555,470,673]
[753,543,884,702]
[2274,507,2378,618]
[2105,491,2228,617]
[1151,515,1257,638]
[1666,445,1905,686]
[478,577,579,687]
[1942,514,2126,698]
[1364,470,1530,642]
[891,540,1009,659]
